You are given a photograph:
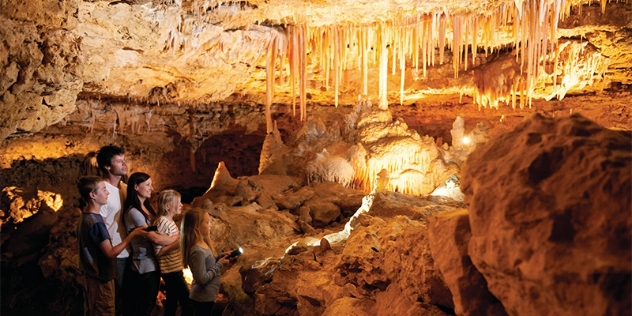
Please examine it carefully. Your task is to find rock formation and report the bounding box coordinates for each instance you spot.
[1,0,631,315]
[462,113,631,316]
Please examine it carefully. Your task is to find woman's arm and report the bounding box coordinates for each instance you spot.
[128,209,176,246]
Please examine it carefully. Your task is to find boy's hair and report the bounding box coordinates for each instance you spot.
[96,145,124,175]
[78,176,103,202]
[156,189,182,218]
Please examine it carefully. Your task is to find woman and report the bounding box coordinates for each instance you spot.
[153,190,192,316]
[122,172,177,316]
[180,209,229,315]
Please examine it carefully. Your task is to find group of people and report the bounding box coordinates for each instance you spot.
[77,145,230,316]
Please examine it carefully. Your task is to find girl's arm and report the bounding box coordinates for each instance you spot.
[189,247,223,285]
[155,218,180,256]
[147,231,177,246]
[157,239,179,257]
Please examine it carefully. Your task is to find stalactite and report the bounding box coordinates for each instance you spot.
[399,28,405,106]
[378,25,388,110]
[265,36,275,134]
[362,27,368,95]
[422,18,429,79]
[290,27,298,117]
[188,104,196,172]
[453,15,461,78]
[144,109,152,133]
[299,25,307,121]
[267,0,592,117]
[334,26,340,108]
[439,12,446,65]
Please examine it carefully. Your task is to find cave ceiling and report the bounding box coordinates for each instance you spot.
[0,0,631,140]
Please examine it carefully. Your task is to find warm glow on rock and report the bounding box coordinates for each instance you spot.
[2,187,64,223]
[461,136,471,145]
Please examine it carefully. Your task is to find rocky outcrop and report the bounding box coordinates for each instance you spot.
[462,113,632,316]
[427,209,507,316]
[0,16,83,140]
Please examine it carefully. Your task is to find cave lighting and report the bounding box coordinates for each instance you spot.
[285,241,300,253]
[461,136,471,145]
[183,267,193,284]
[297,188,376,250]
[2,187,64,222]
[359,137,437,196]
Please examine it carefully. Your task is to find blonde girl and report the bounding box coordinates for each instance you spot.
[180,209,229,315]
[153,190,192,316]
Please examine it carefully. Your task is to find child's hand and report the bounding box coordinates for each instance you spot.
[219,256,230,265]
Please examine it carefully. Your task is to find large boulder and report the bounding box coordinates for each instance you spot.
[462,113,632,316]
[427,209,507,316]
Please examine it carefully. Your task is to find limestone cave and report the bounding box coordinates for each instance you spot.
[1,0,631,315]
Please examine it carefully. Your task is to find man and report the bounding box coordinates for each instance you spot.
[96,145,129,315]
[77,176,145,316]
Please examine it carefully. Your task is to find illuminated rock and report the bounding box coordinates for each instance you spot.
[462,113,632,316]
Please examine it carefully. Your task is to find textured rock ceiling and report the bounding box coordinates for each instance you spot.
[0,0,631,139]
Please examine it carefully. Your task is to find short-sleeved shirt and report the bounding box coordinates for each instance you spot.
[153,216,183,274]
[99,181,129,258]
[78,213,116,281]
[124,207,158,274]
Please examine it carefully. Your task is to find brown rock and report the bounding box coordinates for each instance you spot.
[462,113,632,316]
[304,201,341,228]
[274,186,315,211]
[322,297,374,316]
[427,209,507,316]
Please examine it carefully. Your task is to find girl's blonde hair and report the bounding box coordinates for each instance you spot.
[180,209,216,268]
[156,189,181,219]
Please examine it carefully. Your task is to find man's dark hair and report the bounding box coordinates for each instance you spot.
[96,145,124,176]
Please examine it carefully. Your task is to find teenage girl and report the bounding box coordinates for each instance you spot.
[180,209,229,315]
[153,190,192,316]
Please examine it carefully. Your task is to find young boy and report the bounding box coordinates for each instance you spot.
[77,176,146,316]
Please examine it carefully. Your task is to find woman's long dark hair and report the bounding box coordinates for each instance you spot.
[123,172,156,226]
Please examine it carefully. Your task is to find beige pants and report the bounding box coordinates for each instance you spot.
[83,275,115,316]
